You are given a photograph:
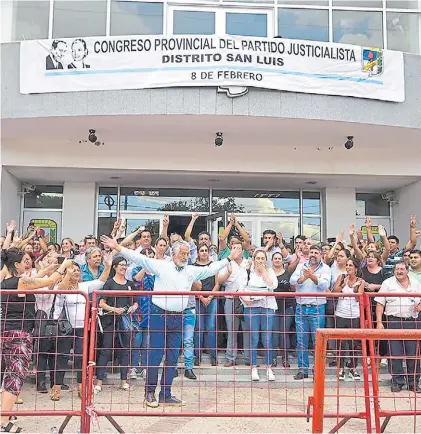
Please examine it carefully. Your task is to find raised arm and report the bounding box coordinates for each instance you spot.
[185,213,199,243]
[326,230,344,264]
[219,215,234,251]
[2,220,17,251]
[100,236,163,275]
[407,215,418,249]
[120,226,144,248]
[365,217,375,244]
[98,252,112,282]
[18,260,73,290]
[287,249,301,273]
[378,225,390,263]
[160,213,169,240]
[276,232,289,259]
[350,225,365,262]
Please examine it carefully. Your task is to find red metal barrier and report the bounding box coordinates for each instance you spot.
[312,327,421,434]
[85,290,366,433]
[0,289,91,433]
[364,292,421,433]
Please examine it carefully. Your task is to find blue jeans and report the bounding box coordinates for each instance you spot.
[295,304,326,374]
[183,308,196,370]
[195,299,217,358]
[131,330,142,369]
[146,304,183,399]
[273,305,295,360]
[224,298,250,363]
[244,307,275,366]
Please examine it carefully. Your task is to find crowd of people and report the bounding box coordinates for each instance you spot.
[1,213,421,430]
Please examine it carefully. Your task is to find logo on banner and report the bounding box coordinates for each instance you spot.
[361,48,383,77]
[46,38,90,71]
[217,86,249,98]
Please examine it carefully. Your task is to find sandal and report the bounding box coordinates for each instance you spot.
[15,398,23,405]
[119,383,133,391]
[50,385,61,401]
[93,385,102,395]
[1,422,24,432]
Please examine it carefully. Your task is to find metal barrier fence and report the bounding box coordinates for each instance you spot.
[2,289,420,433]
[312,327,421,434]
[86,290,369,433]
[0,289,91,433]
[364,292,421,433]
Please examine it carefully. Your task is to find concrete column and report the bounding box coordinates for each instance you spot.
[393,180,421,249]
[1,167,21,230]
[62,182,96,242]
[323,188,356,240]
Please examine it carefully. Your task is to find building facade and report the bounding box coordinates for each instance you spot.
[1,0,421,246]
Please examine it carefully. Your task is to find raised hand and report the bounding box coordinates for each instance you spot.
[349,224,356,237]
[410,215,417,228]
[163,214,169,227]
[102,251,113,266]
[6,220,17,233]
[378,225,386,237]
[100,235,118,251]
[365,216,372,229]
[229,244,242,260]
[277,232,284,245]
[191,213,199,221]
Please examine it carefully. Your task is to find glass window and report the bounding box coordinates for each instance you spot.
[173,10,215,35]
[356,193,390,216]
[260,218,300,247]
[98,187,118,211]
[53,0,107,38]
[97,213,117,237]
[303,217,321,241]
[387,1,421,9]
[111,1,163,36]
[213,191,300,214]
[333,1,383,7]
[24,185,64,209]
[125,217,160,240]
[5,0,49,42]
[387,12,420,54]
[278,9,329,42]
[226,12,267,37]
[120,188,209,212]
[279,0,328,5]
[303,192,321,215]
[333,10,383,47]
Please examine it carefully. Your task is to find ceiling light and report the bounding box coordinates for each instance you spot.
[305,181,317,185]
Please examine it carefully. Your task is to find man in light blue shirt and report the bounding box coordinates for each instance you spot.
[290,245,331,380]
[101,235,242,407]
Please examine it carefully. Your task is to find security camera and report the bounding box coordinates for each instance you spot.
[88,129,97,143]
[215,132,223,147]
[344,136,354,150]
[382,191,395,202]
[22,183,35,192]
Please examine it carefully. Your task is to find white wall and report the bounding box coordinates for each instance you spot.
[393,180,421,249]
[62,182,96,242]
[0,167,21,231]
[323,188,356,240]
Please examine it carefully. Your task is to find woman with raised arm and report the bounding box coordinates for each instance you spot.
[0,248,72,433]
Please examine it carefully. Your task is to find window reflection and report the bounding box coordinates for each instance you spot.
[125,218,160,239]
[24,185,63,209]
[278,8,329,42]
[303,192,321,215]
[97,213,117,237]
[387,12,420,54]
[119,188,209,212]
[53,0,107,38]
[6,0,49,41]
[303,217,321,241]
[98,187,118,211]
[333,10,383,47]
[356,193,390,216]
[111,1,163,36]
[226,12,267,37]
[213,191,300,214]
[173,10,215,35]
[387,1,421,9]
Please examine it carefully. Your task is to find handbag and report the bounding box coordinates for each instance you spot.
[42,295,73,343]
[234,269,251,320]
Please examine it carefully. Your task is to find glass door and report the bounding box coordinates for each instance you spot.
[119,213,163,241]
[207,212,227,245]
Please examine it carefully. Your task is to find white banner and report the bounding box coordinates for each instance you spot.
[20,35,404,102]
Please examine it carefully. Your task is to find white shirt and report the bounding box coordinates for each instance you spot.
[119,247,229,312]
[240,267,278,310]
[335,283,361,319]
[290,261,332,306]
[53,280,105,328]
[35,289,55,314]
[374,276,421,318]
[220,259,248,298]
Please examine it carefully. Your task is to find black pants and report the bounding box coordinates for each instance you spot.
[55,328,84,385]
[36,338,55,386]
[387,317,420,387]
[336,316,360,369]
